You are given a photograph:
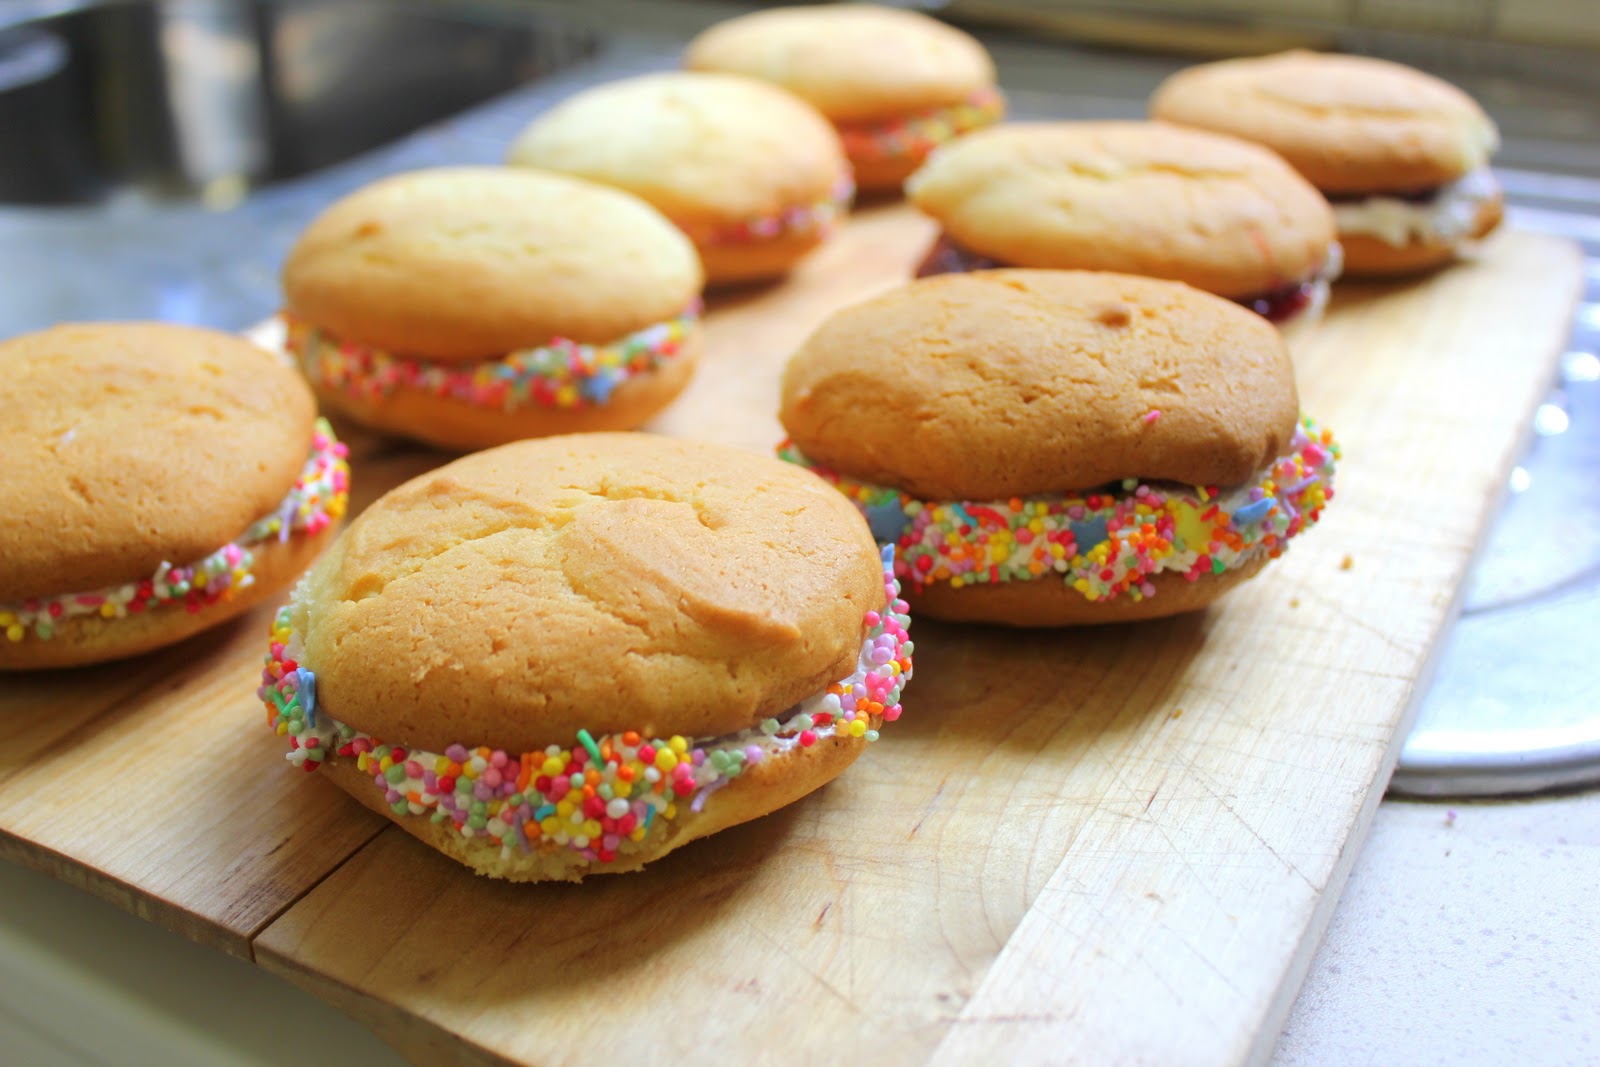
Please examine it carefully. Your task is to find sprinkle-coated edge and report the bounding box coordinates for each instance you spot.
[839,87,1006,163]
[286,306,698,412]
[1,420,349,643]
[258,547,912,869]
[780,417,1338,604]
[682,175,856,247]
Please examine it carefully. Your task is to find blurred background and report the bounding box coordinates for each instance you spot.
[4,0,1600,216]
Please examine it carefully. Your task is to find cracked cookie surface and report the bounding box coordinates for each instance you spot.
[293,433,883,751]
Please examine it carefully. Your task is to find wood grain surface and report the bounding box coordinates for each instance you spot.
[1,205,1580,1063]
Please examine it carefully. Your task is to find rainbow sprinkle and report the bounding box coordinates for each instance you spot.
[781,418,1338,604]
[682,175,855,247]
[1,420,349,643]
[838,87,1005,164]
[258,546,912,869]
[286,306,698,412]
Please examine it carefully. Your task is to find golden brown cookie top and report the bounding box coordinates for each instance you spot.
[906,122,1336,298]
[282,167,702,362]
[508,72,847,230]
[291,433,884,752]
[684,4,995,124]
[0,322,316,601]
[779,270,1300,500]
[1149,50,1498,193]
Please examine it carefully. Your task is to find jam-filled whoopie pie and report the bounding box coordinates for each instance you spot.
[1151,50,1502,276]
[906,122,1341,329]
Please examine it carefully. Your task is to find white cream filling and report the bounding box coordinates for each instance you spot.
[1332,169,1498,248]
[1299,242,1342,324]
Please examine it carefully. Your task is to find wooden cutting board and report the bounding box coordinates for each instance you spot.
[0,205,1580,1066]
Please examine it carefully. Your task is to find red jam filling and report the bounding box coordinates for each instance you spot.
[1238,280,1316,323]
[915,234,1316,323]
[1324,185,1442,204]
[915,233,1004,278]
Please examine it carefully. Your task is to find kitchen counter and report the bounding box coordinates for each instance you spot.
[1277,793,1600,1066]
[1,2,1596,1063]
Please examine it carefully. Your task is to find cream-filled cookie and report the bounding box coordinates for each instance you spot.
[259,433,912,881]
[779,271,1338,625]
[1151,51,1502,275]
[1,323,348,669]
[685,4,1004,193]
[509,72,852,285]
[282,167,704,449]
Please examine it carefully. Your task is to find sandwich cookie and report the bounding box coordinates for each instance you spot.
[684,4,1004,193]
[282,167,704,450]
[508,72,852,286]
[258,433,912,882]
[1150,51,1502,275]
[906,122,1341,327]
[779,271,1338,626]
[1,323,349,670]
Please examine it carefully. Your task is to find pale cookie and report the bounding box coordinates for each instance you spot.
[282,167,705,447]
[685,5,1003,192]
[509,72,851,285]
